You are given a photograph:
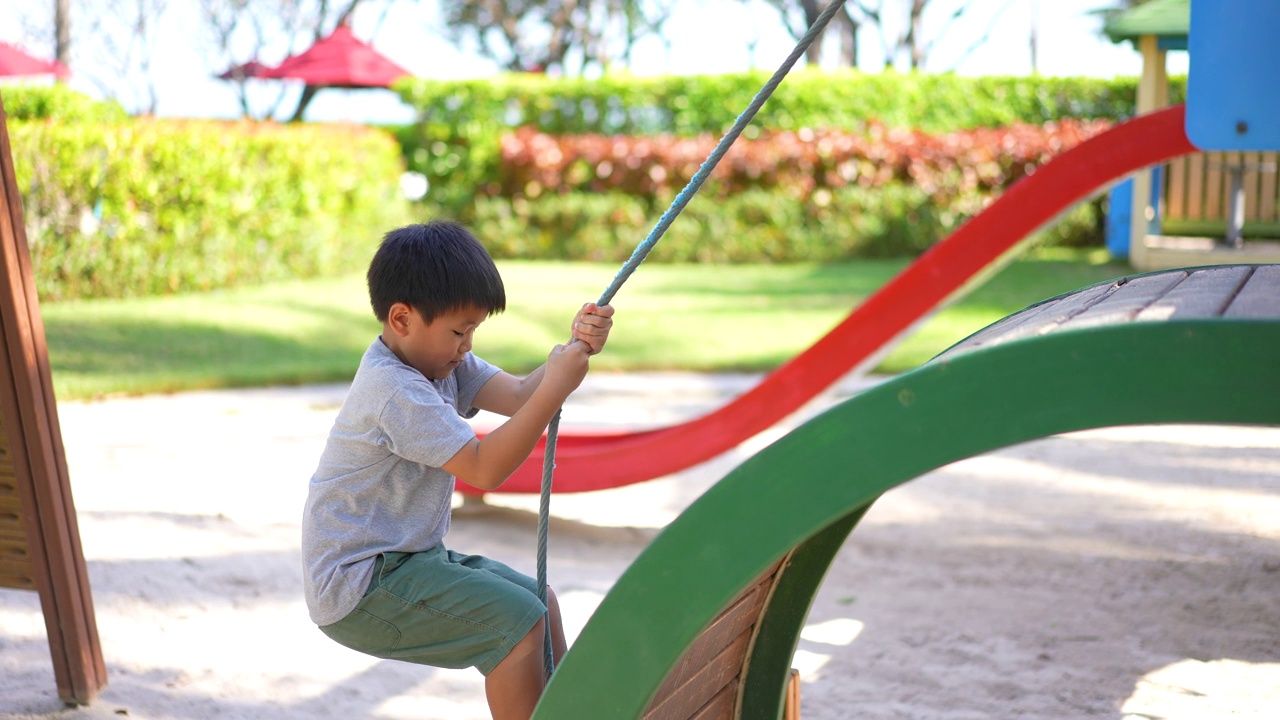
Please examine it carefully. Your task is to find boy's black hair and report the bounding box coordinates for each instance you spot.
[367,220,506,323]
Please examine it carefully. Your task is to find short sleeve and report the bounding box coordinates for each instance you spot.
[378,379,476,468]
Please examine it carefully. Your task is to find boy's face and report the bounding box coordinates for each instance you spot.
[390,304,489,381]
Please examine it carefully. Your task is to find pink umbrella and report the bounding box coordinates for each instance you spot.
[261,24,410,88]
[216,59,275,81]
[0,42,70,79]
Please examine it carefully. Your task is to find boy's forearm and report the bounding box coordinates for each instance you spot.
[451,382,566,491]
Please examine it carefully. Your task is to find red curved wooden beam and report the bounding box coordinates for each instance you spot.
[462,105,1198,495]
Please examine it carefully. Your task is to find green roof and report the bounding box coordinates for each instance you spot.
[1103,0,1190,42]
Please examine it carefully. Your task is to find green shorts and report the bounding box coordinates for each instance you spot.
[318,546,546,675]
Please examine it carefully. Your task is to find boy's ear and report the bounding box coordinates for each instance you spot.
[386,302,416,337]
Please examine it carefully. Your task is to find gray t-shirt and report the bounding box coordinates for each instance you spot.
[301,338,501,626]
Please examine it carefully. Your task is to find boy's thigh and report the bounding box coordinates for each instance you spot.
[319,547,546,674]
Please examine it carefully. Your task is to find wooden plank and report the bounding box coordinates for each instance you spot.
[688,682,738,720]
[0,93,106,705]
[1224,265,1280,318]
[1205,151,1226,218]
[1059,271,1188,330]
[784,669,801,720]
[940,280,1116,357]
[643,630,753,720]
[1165,157,1188,220]
[1135,266,1254,321]
[1260,152,1278,222]
[647,560,782,710]
[1243,151,1262,223]
[1186,152,1206,218]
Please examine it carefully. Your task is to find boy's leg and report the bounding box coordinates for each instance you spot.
[485,615,547,720]
[546,586,567,664]
[484,587,566,720]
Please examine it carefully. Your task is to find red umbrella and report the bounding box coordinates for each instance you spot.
[262,25,410,88]
[0,42,70,79]
[216,59,275,81]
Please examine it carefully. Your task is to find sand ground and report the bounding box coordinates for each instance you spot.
[1,372,1277,719]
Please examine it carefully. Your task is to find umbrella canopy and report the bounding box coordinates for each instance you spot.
[261,25,410,88]
[216,59,275,80]
[0,42,70,79]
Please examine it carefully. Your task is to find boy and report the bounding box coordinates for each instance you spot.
[302,220,614,720]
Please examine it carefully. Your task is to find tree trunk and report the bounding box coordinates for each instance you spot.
[54,0,72,77]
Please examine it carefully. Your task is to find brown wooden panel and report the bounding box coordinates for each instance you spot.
[784,669,801,720]
[1165,157,1188,220]
[0,92,106,704]
[1224,265,1280,318]
[687,682,738,720]
[647,559,782,710]
[1186,153,1206,217]
[1205,152,1226,218]
[1135,266,1254,321]
[644,630,753,720]
[1243,152,1262,222]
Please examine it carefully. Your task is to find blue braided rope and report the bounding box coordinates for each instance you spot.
[535,0,849,681]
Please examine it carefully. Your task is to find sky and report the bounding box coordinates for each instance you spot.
[2,0,1189,124]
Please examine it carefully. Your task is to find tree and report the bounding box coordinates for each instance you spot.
[54,0,72,71]
[763,0,1014,72]
[440,0,676,75]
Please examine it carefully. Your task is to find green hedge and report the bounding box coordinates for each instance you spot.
[1,84,127,123]
[393,71,1186,211]
[455,185,1103,264]
[11,118,410,300]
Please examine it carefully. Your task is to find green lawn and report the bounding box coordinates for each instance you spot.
[41,248,1130,400]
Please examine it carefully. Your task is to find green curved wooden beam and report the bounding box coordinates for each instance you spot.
[533,319,1280,718]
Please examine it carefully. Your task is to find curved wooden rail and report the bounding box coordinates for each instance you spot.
[465,105,1200,495]
[532,265,1280,718]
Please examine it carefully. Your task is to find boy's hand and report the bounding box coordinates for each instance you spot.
[543,342,591,397]
[571,302,615,355]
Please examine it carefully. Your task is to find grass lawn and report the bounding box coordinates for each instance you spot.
[41,248,1131,401]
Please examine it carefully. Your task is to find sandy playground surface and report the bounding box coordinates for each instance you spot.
[1,371,1278,719]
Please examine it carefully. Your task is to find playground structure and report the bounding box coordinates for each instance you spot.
[1103,0,1280,270]
[0,99,105,705]
[0,0,1276,714]
[525,3,1279,717]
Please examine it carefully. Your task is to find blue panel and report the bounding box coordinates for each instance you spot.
[1106,180,1132,259]
[1186,0,1280,151]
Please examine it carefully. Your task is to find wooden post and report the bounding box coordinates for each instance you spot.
[1130,34,1169,270]
[0,94,107,705]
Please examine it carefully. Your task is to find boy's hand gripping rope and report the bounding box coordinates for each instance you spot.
[535,0,848,680]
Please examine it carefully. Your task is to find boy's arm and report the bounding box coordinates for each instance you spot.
[443,342,590,491]
[472,302,614,417]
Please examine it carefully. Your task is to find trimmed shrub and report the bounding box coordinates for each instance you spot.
[11,118,410,300]
[1,84,127,123]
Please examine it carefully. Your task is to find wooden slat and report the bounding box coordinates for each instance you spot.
[1135,266,1254,321]
[643,630,753,720]
[646,559,782,712]
[941,281,1116,357]
[1205,152,1226,218]
[1224,265,1280,318]
[1165,156,1188,220]
[688,682,739,720]
[1260,152,1279,222]
[1186,153,1206,218]
[1059,271,1187,330]
[1243,151,1262,222]
[0,92,106,704]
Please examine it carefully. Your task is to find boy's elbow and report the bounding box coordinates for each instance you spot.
[464,471,508,492]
